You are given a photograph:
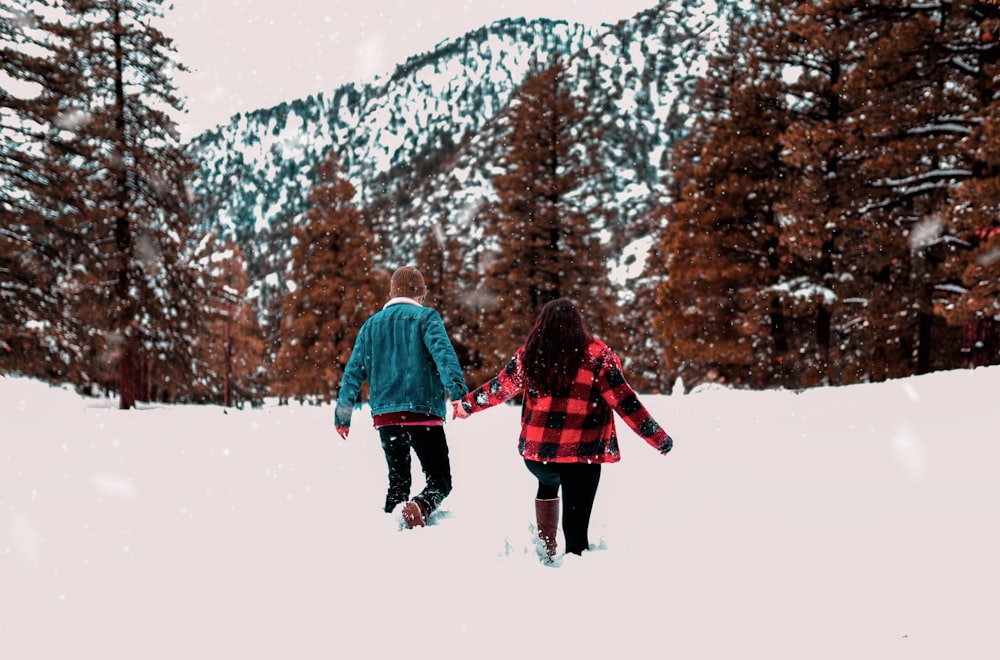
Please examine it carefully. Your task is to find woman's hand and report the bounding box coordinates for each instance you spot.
[451,400,470,419]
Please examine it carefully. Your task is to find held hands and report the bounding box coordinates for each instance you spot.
[336,426,350,440]
[451,400,470,420]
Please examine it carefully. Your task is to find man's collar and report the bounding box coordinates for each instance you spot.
[383,297,423,309]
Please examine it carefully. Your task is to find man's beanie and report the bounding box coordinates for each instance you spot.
[390,266,427,299]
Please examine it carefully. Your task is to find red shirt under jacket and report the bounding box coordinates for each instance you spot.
[460,339,672,463]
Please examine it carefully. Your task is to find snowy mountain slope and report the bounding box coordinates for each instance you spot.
[187,1,729,280]
[188,18,602,239]
[2,365,998,659]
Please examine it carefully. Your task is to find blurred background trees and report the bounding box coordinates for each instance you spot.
[3,0,999,405]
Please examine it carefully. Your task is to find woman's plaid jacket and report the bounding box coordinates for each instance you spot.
[459,338,672,463]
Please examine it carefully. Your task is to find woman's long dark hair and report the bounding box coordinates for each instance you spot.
[522,298,593,394]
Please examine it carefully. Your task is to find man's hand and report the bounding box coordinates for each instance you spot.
[451,401,470,420]
[336,426,350,440]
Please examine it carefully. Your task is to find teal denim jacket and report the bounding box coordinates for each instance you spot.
[334,299,468,428]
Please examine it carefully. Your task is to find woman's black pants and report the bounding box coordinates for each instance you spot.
[524,459,602,555]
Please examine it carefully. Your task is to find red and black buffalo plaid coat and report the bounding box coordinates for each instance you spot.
[459,339,672,463]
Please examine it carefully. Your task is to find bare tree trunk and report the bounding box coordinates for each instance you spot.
[119,340,138,410]
[916,311,933,375]
[224,318,234,407]
[817,305,832,383]
[111,1,137,409]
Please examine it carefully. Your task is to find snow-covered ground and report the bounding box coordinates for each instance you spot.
[2,366,998,659]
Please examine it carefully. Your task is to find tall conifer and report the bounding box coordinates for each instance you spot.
[2,0,203,407]
[817,0,982,378]
[271,150,386,402]
[655,9,790,389]
[473,55,614,382]
[767,1,878,385]
[938,6,1000,365]
[192,239,265,406]
[1,1,90,378]
[416,220,484,377]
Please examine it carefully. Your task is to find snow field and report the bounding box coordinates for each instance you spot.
[2,367,998,659]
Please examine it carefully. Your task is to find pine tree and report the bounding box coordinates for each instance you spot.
[416,219,481,375]
[938,6,1000,366]
[473,55,616,382]
[654,9,790,389]
[253,207,298,399]
[2,0,204,407]
[192,238,265,406]
[1,1,92,378]
[825,1,974,379]
[657,0,1000,388]
[271,150,386,403]
[765,1,884,386]
[76,0,203,407]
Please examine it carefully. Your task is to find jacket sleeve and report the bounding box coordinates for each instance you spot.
[421,309,469,401]
[460,349,525,414]
[596,348,673,454]
[334,322,369,427]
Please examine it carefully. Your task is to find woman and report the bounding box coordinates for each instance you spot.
[453,298,673,559]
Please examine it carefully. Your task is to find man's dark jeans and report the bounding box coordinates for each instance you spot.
[378,425,452,514]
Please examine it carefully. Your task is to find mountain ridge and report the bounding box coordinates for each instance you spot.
[186,1,729,286]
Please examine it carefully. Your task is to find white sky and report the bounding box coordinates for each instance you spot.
[159,0,660,140]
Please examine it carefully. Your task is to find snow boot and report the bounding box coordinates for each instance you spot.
[535,497,560,560]
[400,499,428,529]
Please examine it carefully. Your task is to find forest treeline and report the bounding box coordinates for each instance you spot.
[2,0,999,409]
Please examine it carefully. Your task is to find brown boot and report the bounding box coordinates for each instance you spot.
[535,498,560,559]
[401,499,428,529]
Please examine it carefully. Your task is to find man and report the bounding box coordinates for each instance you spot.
[335,266,468,528]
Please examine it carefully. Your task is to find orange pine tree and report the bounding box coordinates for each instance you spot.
[271,150,387,402]
[654,10,789,389]
[192,239,265,406]
[472,55,616,382]
[938,10,1000,366]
